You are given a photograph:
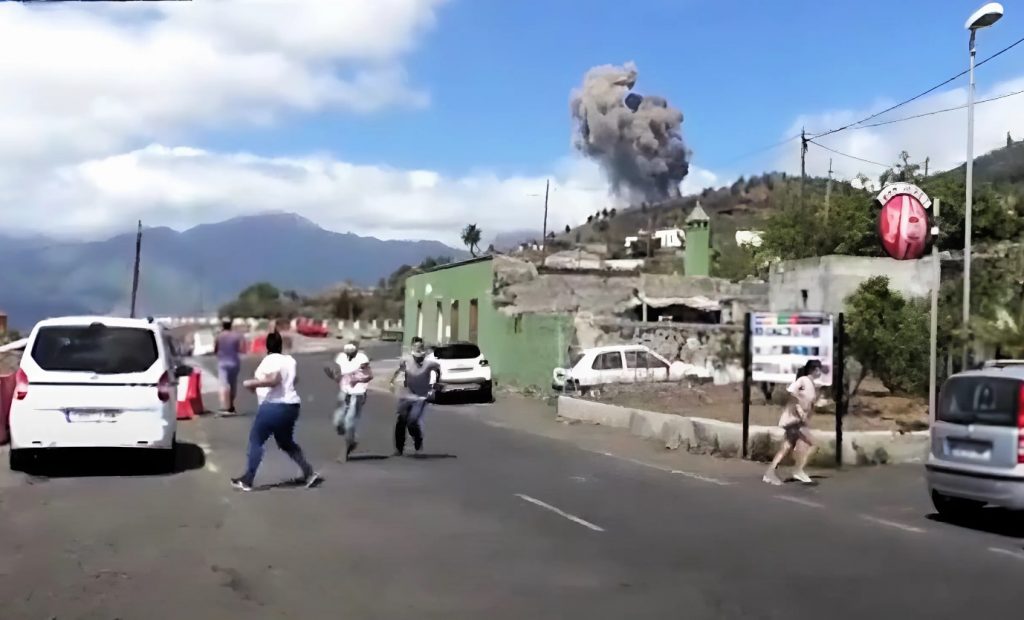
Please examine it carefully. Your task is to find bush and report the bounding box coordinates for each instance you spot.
[845,277,929,396]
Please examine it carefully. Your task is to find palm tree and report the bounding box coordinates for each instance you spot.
[461,224,482,257]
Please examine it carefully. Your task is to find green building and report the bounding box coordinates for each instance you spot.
[684,203,710,277]
[403,256,573,391]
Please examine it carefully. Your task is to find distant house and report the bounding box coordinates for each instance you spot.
[624,228,685,250]
[735,230,764,248]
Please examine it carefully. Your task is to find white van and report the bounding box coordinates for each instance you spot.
[9,316,189,472]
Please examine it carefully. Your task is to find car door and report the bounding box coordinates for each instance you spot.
[624,349,647,383]
[589,351,626,386]
[642,350,671,382]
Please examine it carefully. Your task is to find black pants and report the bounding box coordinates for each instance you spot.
[394,398,427,453]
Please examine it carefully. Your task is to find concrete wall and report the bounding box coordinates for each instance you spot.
[769,255,937,313]
[404,258,573,391]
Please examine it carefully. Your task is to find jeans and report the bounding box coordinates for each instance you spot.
[394,397,428,453]
[332,393,366,445]
[241,401,313,486]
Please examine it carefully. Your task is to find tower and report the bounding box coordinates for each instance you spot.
[684,202,710,277]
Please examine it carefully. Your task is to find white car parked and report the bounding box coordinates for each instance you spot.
[9,316,189,472]
[431,342,493,402]
[553,344,683,391]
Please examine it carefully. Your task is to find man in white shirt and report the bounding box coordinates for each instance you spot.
[231,332,321,492]
[325,340,372,461]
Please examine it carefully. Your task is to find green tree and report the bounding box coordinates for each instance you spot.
[461,224,482,257]
[845,277,929,396]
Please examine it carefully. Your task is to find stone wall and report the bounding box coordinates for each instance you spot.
[573,315,744,384]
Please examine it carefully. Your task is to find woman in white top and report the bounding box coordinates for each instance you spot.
[231,332,320,492]
[763,359,823,486]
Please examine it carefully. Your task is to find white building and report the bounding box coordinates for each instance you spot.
[624,228,686,250]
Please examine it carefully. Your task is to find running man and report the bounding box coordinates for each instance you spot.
[325,340,373,461]
[214,319,244,414]
[389,337,441,456]
[232,331,320,492]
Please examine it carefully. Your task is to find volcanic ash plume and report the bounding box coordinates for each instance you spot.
[570,62,690,202]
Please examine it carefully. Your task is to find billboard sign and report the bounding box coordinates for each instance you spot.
[751,312,834,386]
[876,182,932,261]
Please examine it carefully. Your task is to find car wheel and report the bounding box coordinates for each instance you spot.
[931,490,984,518]
[9,449,33,472]
[481,381,494,403]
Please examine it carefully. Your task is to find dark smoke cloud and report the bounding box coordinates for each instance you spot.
[570,62,690,203]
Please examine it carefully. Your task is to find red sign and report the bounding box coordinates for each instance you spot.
[876,182,931,261]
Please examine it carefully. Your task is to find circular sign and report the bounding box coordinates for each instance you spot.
[876,183,931,260]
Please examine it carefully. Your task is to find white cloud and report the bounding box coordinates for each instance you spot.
[0,0,442,170]
[777,74,1024,183]
[0,0,723,245]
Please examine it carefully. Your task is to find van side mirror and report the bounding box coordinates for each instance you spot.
[174,364,194,379]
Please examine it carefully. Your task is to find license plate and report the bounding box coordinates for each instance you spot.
[948,440,991,461]
[68,410,121,423]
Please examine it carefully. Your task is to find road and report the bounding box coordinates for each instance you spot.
[0,349,1022,619]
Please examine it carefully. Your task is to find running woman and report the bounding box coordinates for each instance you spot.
[231,332,321,491]
[763,359,823,486]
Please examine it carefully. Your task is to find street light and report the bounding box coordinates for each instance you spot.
[962,2,1004,369]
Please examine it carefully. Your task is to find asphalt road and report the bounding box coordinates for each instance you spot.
[0,350,1022,619]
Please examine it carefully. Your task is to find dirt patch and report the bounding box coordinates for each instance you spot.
[591,380,928,433]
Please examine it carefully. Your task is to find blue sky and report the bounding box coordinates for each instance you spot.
[2,0,1022,242]
[201,0,1024,180]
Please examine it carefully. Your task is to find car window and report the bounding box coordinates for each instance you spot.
[433,343,481,360]
[624,350,643,369]
[31,324,160,374]
[569,352,585,368]
[938,376,1020,427]
[644,352,670,370]
[592,352,623,370]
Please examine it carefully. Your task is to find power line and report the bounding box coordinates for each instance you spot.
[806,140,889,169]
[716,133,801,166]
[850,88,1024,130]
[811,34,1024,140]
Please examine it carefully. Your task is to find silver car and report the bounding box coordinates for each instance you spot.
[926,361,1024,515]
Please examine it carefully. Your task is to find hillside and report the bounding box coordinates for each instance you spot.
[559,140,1024,261]
[0,213,465,329]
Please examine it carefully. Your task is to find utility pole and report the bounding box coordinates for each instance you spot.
[823,158,833,222]
[129,220,142,319]
[923,156,930,178]
[540,179,550,262]
[799,128,808,211]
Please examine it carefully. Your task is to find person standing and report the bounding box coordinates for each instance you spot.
[214,319,244,414]
[231,332,321,492]
[389,337,441,456]
[763,359,823,486]
[325,340,373,461]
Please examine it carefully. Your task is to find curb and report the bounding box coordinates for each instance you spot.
[556,396,928,467]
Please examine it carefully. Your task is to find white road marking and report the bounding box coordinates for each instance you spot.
[569,476,588,482]
[989,547,1024,561]
[515,494,605,532]
[483,420,510,429]
[776,495,825,509]
[860,515,925,533]
[670,470,732,486]
[206,462,220,474]
[595,451,672,473]
[592,450,732,485]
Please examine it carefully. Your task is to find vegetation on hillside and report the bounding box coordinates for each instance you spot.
[219,255,453,322]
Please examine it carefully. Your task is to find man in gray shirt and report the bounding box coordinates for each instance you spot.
[389,336,441,456]
[214,319,245,414]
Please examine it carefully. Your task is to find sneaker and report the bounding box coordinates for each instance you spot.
[231,478,253,492]
[393,448,404,457]
[304,472,323,488]
[762,471,783,486]
[792,470,814,484]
